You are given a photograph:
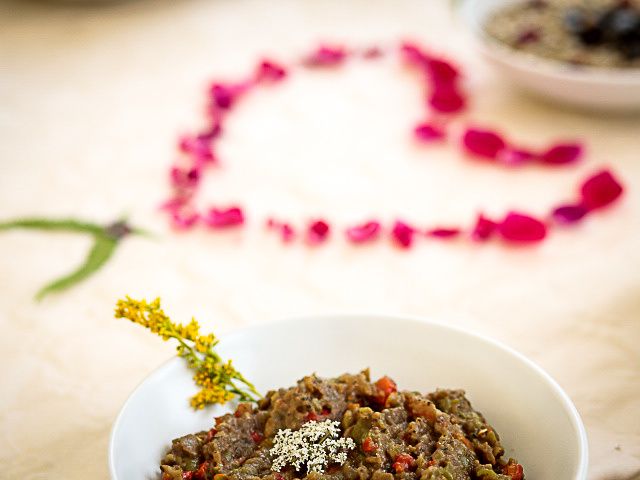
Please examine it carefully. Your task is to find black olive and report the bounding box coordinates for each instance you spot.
[579,26,605,45]
[598,7,640,41]
[618,34,640,59]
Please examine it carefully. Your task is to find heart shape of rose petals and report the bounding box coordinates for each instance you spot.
[162,41,624,249]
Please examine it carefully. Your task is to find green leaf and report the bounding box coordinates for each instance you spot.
[35,234,119,301]
[0,218,104,236]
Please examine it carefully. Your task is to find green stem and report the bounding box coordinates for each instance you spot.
[0,218,105,235]
[234,371,261,398]
[168,327,202,367]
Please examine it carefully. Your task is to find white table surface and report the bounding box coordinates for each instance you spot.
[0,0,639,479]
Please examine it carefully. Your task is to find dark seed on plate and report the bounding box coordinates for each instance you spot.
[579,26,605,45]
[564,7,591,34]
[619,37,640,59]
[526,0,548,9]
[516,28,541,45]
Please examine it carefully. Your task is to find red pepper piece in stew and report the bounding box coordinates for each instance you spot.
[502,462,524,480]
[374,376,397,405]
[393,453,415,473]
[362,437,378,453]
[194,461,208,480]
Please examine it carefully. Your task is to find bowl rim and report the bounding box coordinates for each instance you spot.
[460,0,640,85]
[108,313,589,480]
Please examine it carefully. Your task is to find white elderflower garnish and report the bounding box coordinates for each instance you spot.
[270,419,356,474]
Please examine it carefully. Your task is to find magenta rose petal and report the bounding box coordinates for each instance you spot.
[399,42,431,68]
[170,166,201,190]
[204,207,245,228]
[280,224,296,243]
[306,219,331,245]
[496,147,537,167]
[345,221,382,243]
[540,142,584,165]
[429,86,466,114]
[391,220,416,249]
[255,59,288,83]
[426,58,460,85]
[498,212,547,243]
[414,122,446,142]
[198,122,222,141]
[267,218,297,243]
[160,195,191,213]
[209,83,236,110]
[580,169,624,211]
[171,210,200,230]
[362,46,384,59]
[179,134,215,157]
[179,132,217,167]
[462,128,507,160]
[471,214,497,242]
[302,46,347,67]
[427,227,461,239]
[551,204,589,224]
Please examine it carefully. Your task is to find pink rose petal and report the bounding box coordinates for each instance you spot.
[170,210,199,230]
[471,214,497,242]
[280,223,295,243]
[362,46,384,59]
[427,227,461,239]
[255,59,287,83]
[462,128,507,160]
[498,212,547,243]
[414,122,446,142]
[204,206,245,228]
[307,219,331,244]
[206,101,227,124]
[178,135,216,164]
[496,148,536,167]
[209,83,236,110]
[302,46,346,67]
[345,221,382,243]
[267,218,296,243]
[399,42,430,68]
[429,85,466,114]
[170,166,201,190]
[580,169,624,210]
[209,82,250,110]
[540,142,584,165]
[161,195,192,213]
[551,204,589,224]
[198,123,222,141]
[391,220,416,249]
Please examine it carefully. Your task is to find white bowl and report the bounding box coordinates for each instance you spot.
[461,0,640,112]
[109,315,588,480]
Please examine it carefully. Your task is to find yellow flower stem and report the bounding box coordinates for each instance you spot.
[115,296,261,408]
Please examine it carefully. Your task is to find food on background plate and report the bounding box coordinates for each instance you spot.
[160,371,524,480]
[486,0,640,68]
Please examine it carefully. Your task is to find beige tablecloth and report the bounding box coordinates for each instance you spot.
[0,0,639,479]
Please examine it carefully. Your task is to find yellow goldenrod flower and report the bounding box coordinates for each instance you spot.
[115,296,260,409]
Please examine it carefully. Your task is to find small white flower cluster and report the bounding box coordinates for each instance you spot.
[270,419,356,474]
